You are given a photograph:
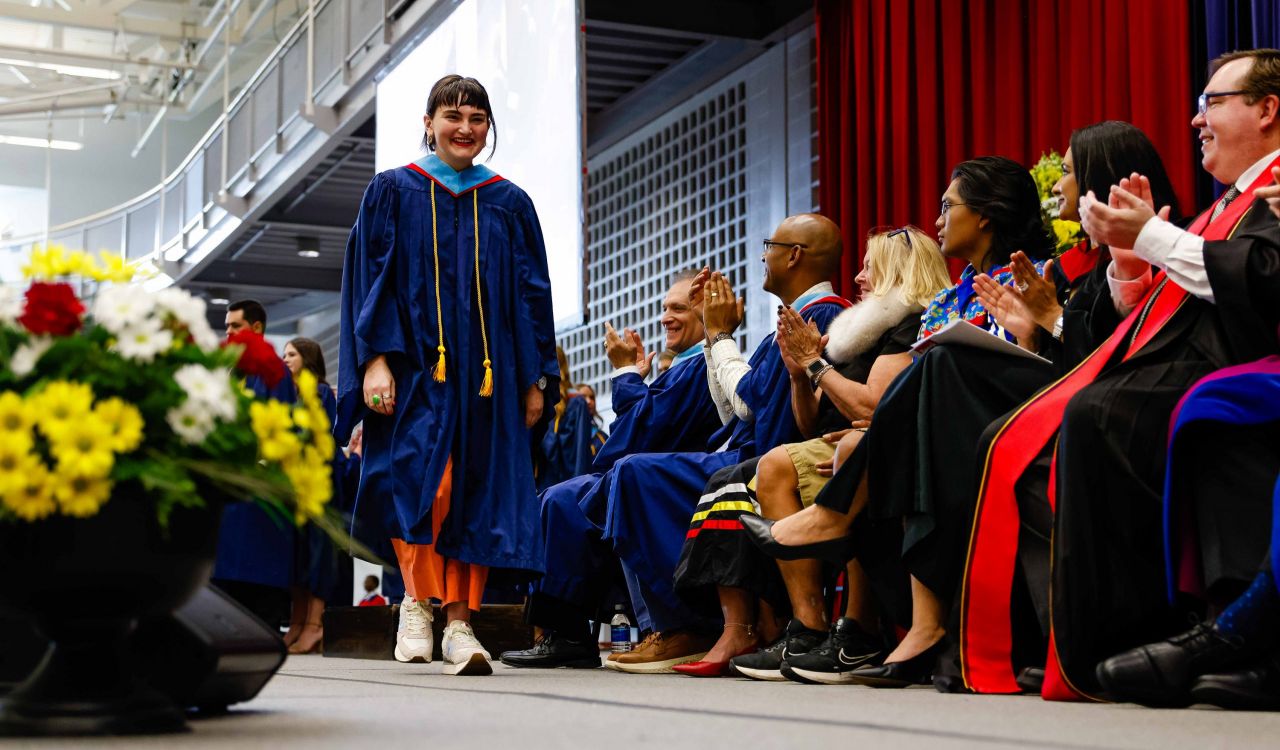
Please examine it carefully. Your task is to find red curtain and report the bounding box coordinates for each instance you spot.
[816,0,1197,295]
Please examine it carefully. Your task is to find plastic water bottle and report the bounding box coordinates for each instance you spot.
[609,605,633,653]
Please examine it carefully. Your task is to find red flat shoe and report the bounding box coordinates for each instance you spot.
[672,646,758,677]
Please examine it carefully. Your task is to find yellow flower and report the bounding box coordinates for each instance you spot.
[50,470,113,518]
[90,251,137,283]
[31,380,95,438]
[260,431,301,462]
[22,244,66,280]
[1,458,56,521]
[0,392,35,441]
[93,398,144,453]
[0,441,38,495]
[284,458,330,521]
[249,400,293,440]
[47,415,116,477]
[291,406,317,432]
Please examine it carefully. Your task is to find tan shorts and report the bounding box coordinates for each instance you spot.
[781,437,837,508]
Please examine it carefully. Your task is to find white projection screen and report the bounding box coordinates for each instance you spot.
[374,0,583,328]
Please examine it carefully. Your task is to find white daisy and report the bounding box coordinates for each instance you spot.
[166,401,215,445]
[113,319,174,362]
[173,364,236,421]
[11,336,53,378]
[155,288,220,352]
[0,285,23,326]
[92,284,155,335]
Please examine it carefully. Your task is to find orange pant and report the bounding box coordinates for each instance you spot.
[390,457,487,611]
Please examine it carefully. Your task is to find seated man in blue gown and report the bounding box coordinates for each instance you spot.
[502,214,848,672]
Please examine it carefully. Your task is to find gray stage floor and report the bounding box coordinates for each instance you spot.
[10,653,1280,749]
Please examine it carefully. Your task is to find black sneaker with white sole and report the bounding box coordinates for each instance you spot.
[730,619,827,681]
[781,617,886,684]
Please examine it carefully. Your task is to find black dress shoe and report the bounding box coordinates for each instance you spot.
[499,635,600,669]
[739,514,855,565]
[1095,622,1256,707]
[847,639,945,688]
[1190,653,1280,711]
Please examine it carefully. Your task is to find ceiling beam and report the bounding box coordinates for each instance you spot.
[194,261,342,292]
[0,43,203,72]
[0,5,209,41]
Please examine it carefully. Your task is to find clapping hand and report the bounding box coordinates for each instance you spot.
[604,322,655,378]
[775,305,827,378]
[688,266,711,309]
[1010,251,1063,331]
[1256,166,1280,222]
[703,272,744,339]
[1079,172,1172,251]
[973,274,1037,342]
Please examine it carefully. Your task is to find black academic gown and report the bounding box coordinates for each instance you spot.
[960,191,1280,699]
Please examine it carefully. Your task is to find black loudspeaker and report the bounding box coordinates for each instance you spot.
[132,584,287,714]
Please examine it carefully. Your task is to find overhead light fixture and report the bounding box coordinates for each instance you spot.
[209,297,230,306]
[6,65,31,85]
[0,134,83,151]
[0,57,122,81]
[296,236,320,258]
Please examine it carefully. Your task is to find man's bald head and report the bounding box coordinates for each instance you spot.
[761,213,843,302]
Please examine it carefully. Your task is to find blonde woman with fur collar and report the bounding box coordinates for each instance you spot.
[670,226,949,678]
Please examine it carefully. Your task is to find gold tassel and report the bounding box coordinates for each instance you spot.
[433,345,447,383]
[478,358,493,397]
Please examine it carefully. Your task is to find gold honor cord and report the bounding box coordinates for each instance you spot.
[474,190,493,397]
[426,181,493,397]
[430,182,447,383]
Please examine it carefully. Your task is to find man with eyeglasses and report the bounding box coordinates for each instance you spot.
[987,48,1280,704]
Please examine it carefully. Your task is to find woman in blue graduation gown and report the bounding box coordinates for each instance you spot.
[337,75,558,675]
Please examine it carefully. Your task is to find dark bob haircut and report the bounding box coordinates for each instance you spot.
[951,156,1056,268]
[421,74,497,159]
[1069,121,1181,227]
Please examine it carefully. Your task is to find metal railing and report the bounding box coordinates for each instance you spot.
[4,0,442,281]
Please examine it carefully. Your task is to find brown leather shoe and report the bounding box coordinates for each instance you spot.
[605,630,714,674]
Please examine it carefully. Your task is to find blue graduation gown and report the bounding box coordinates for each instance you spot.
[604,297,848,631]
[336,155,559,575]
[535,396,595,492]
[532,347,720,605]
[213,363,298,590]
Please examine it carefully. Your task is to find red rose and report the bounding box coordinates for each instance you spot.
[19,282,84,336]
[224,329,285,388]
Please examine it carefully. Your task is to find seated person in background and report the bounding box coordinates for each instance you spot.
[500,271,720,668]
[655,349,677,375]
[670,226,949,679]
[742,156,1061,687]
[359,575,389,607]
[534,347,597,491]
[576,383,608,453]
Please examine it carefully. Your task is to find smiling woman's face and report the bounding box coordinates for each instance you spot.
[424,103,490,169]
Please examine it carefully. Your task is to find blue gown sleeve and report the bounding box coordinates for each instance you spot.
[510,199,560,397]
[609,372,649,417]
[336,173,402,439]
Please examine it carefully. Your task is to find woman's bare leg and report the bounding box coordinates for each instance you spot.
[883,576,945,663]
[702,586,758,662]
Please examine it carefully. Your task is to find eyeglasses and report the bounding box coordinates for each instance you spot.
[762,239,807,252]
[1198,89,1248,115]
[940,199,968,214]
[886,226,914,249]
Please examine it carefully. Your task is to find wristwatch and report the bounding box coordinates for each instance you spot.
[1051,315,1064,341]
[535,375,548,391]
[711,331,735,345]
[805,357,831,385]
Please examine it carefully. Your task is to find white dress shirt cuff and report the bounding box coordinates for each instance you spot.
[1106,260,1154,317]
[610,365,642,379]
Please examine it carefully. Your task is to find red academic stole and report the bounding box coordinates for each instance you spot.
[957,160,1279,700]
[1056,240,1100,286]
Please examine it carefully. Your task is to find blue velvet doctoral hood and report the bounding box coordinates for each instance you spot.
[337,160,559,575]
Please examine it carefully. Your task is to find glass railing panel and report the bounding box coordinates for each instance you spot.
[204,136,223,201]
[126,197,160,259]
[85,217,124,256]
[253,67,281,157]
[227,104,253,182]
[163,182,183,240]
[185,159,206,222]
[351,0,382,51]
[314,0,342,93]
[281,41,307,124]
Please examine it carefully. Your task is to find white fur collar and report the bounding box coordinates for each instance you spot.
[823,293,921,364]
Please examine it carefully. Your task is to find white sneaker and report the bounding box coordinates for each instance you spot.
[394,596,433,663]
[441,620,492,676]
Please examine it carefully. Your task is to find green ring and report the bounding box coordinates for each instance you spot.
[371,394,381,406]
